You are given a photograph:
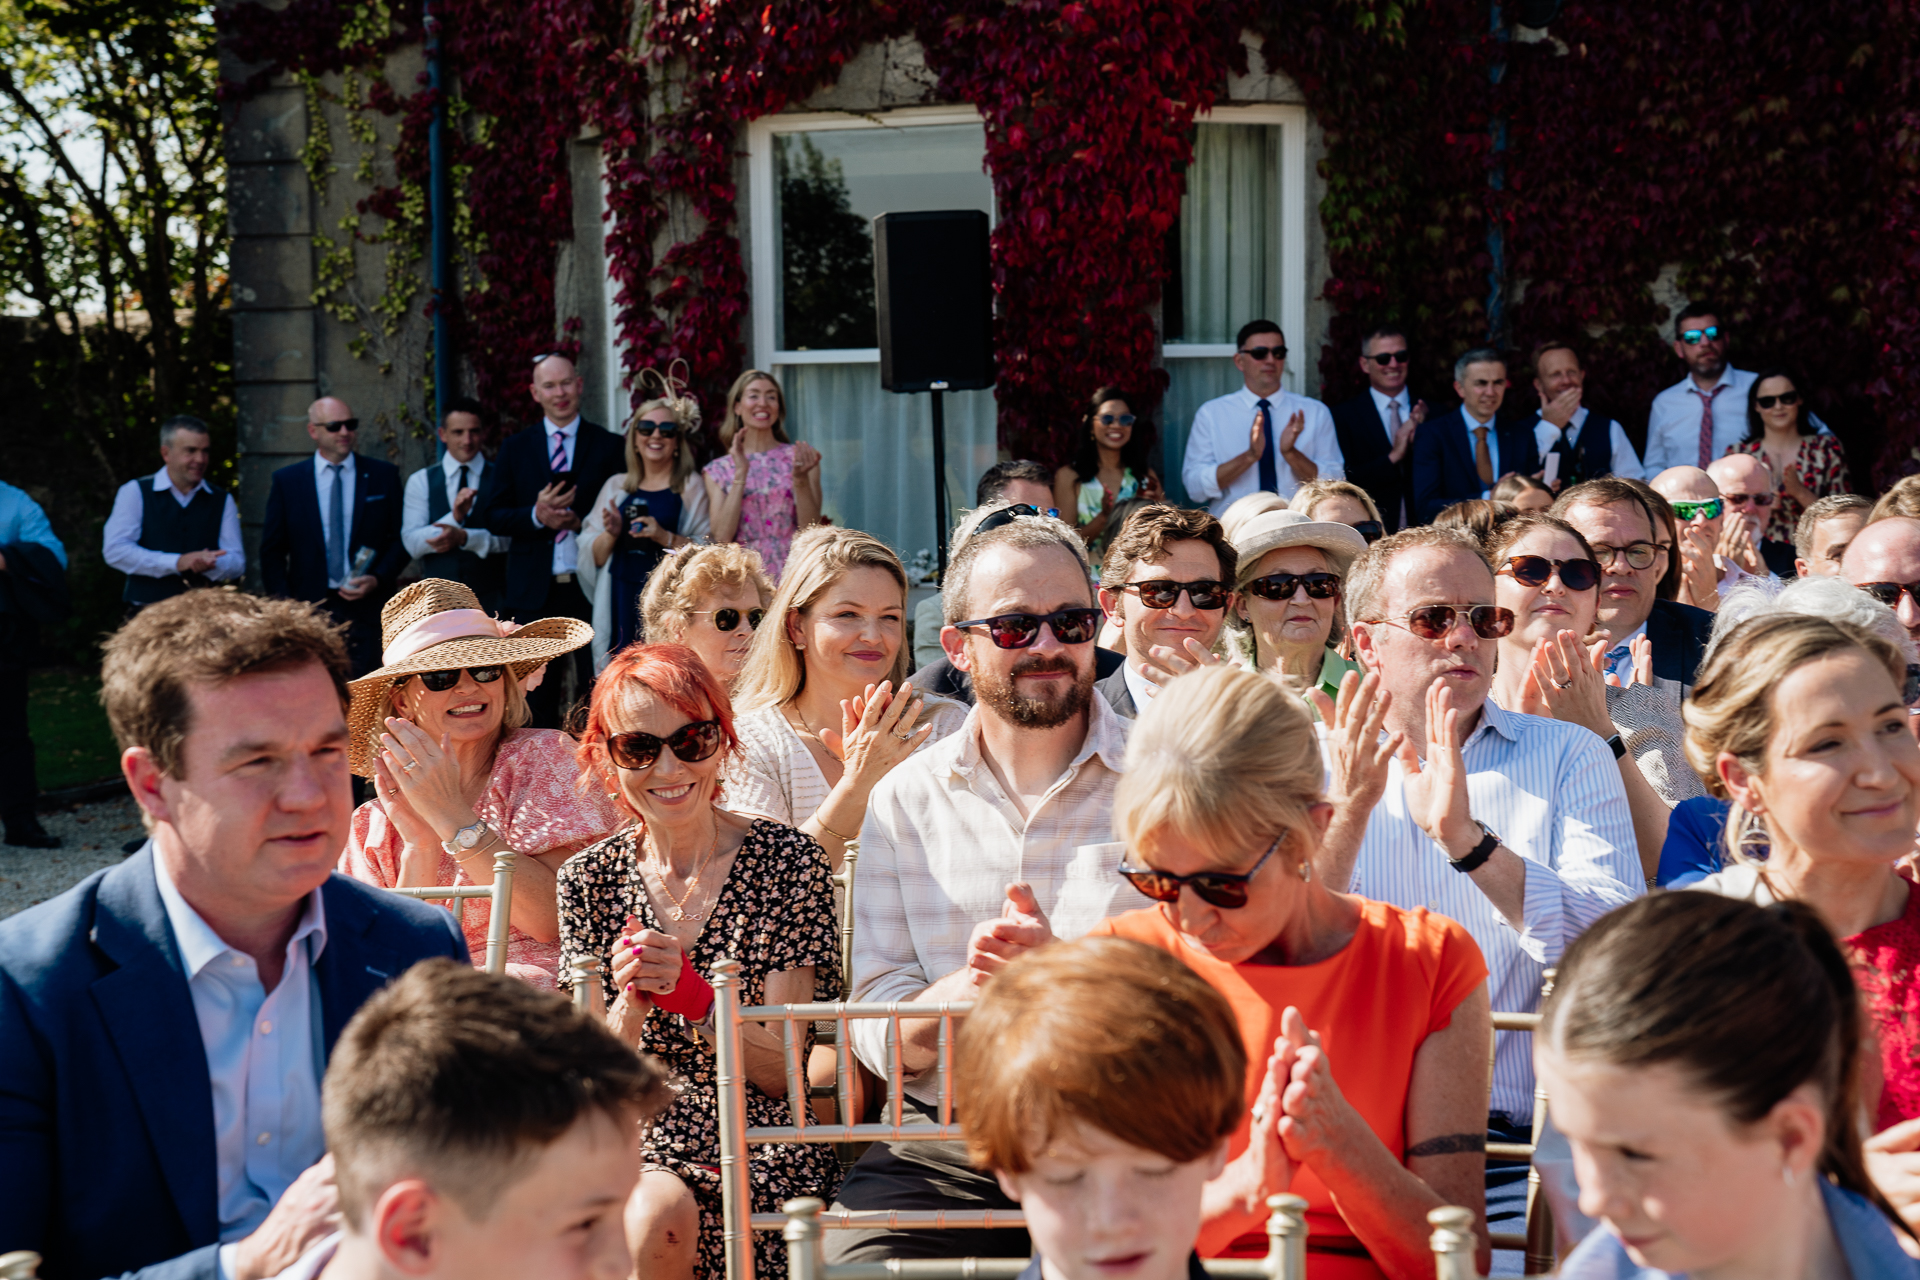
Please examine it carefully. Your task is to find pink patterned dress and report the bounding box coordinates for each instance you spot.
[339,728,626,989]
[704,442,799,581]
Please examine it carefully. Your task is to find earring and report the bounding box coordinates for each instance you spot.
[1782,1165,1795,1188]
[1299,861,1312,883]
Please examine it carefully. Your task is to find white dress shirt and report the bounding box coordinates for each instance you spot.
[1121,657,1156,713]
[311,452,357,588]
[401,452,500,561]
[851,697,1148,1102]
[1369,388,1413,446]
[1531,407,1647,482]
[151,851,328,1259]
[1331,699,1643,1121]
[102,471,245,581]
[535,418,578,576]
[1181,385,1345,514]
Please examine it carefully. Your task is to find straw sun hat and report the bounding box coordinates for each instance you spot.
[345,578,592,776]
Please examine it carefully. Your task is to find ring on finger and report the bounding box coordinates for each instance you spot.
[1555,678,1574,690]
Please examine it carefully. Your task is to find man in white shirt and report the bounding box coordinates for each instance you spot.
[1092,504,1234,717]
[103,414,245,611]
[1180,319,1344,514]
[1649,466,1772,610]
[401,398,507,611]
[1529,340,1645,486]
[834,514,1146,1263]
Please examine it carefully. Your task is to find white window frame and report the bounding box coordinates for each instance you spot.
[745,106,991,369]
[1163,103,1311,395]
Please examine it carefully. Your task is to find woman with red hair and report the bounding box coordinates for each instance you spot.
[557,643,840,1280]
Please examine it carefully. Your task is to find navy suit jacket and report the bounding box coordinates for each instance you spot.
[0,848,468,1280]
[1646,597,1716,690]
[258,455,406,601]
[473,421,623,618]
[1410,407,1543,525]
[1329,390,1424,533]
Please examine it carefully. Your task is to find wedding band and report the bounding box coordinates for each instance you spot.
[1555,679,1574,690]
[401,760,419,772]
[895,731,913,741]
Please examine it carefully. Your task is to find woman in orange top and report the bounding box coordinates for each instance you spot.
[1092,664,1491,1280]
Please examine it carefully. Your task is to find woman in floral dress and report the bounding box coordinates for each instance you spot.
[1727,367,1850,544]
[559,642,841,1280]
[705,369,823,582]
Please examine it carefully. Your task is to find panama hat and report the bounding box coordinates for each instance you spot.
[1231,509,1370,585]
[344,578,592,776]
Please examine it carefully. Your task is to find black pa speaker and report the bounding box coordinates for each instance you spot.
[874,210,994,393]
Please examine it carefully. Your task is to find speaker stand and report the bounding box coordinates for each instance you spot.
[930,385,951,578]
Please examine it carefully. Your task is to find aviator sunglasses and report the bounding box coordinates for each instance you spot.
[1497,555,1601,593]
[1118,834,1279,910]
[1370,604,1515,640]
[691,607,764,633]
[396,664,504,693]
[607,719,725,771]
[1245,571,1340,602]
[952,607,1102,649]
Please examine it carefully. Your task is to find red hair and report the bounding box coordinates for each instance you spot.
[576,643,739,821]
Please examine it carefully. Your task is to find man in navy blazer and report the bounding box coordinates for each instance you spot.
[1329,326,1427,532]
[258,398,406,675]
[0,591,467,1280]
[1411,348,1541,525]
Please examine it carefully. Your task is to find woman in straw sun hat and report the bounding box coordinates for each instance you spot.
[337,578,625,987]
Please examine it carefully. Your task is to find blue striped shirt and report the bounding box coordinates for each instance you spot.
[1332,699,1644,1120]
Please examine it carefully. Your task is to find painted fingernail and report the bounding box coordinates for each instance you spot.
[632,946,643,957]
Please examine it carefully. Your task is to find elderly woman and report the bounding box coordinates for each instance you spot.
[728,525,967,869]
[634,543,775,687]
[558,643,840,1280]
[703,369,821,581]
[1289,478,1385,544]
[1225,508,1367,709]
[1093,665,1491,1279]
[339,578,624,988]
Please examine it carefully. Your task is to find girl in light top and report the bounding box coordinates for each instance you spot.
[703,369,821,581]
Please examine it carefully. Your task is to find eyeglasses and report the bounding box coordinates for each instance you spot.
[606,719,725,771]
[1118,835,1278,910]
[1347,519,1385,543]
[1589,541,1661,571]
[1498,555,1602,593]
[1862,581,1920,610]
[691,607,764,633]
[1720,491,1775,508]
[1095,413,1137,427]
[975,503,1060,536]
[312,417,359,433]
[632,421,680,438]
[396,664,505,693]
[1238,344,1288,362]
[1756,391,1801,410]
[953,607,1103,649]
[1678,326,1723,345]
[1364,350,1411,365]
[1669,498,1724,521]
[1369,605,1514,640]
[1123,579,1230,611]
[1245,571,1341,602]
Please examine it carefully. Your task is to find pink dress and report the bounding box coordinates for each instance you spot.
[339,728,626,989]
[704,442,800,581]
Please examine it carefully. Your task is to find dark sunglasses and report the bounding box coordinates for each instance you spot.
[1372,605,1514,641]
[1590,541,1661,571]
[1124,579,1230,611]
[692,607,764,633]
[607,719,725,772]
[1862,581,1920,610]
[1721,491,1775,508]
[953,607,1103,649]
[1348,519,1385,543]
[1365,350,1412,365]
[1245,571,1341,602]
[1119,835,1278,910]
[1679,326,1723,345]
[632,421,680,438]
[1498,555,1602,593]
[1095,413,1137,427]
[313,417,359,434]
[1238,344,1287,362]
[1670,498,1723,521]
[396,664,505,693]
[976,503,1060,536]
[1756,391,1801,410]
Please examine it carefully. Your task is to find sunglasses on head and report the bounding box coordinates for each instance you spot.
[1372,604,1514,641]
[1238,344,1288,362]
[1756,391,1801,410]
[313,417,359,434]
[396,664,505,693]
[632,420,680,438]
[1679,326,1723,345]
[1498,555,1601,593]
[1095,413,1137,427]
[1124,579,1230,611]
[1590,541,1661,571]
[1119,835,1279,910]
[1670,497,1723,521]
[1365,350,1411,365]
[692,607,764,633]
[975,503,1060,536]
[1862,581,1920,610]
[606,719,725,772]
[1245,571,1340,602]
[1721,491,1775,508]
[953,607,1102,649]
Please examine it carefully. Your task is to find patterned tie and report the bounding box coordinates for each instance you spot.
[1256,398,1278,493]
[1472,425,1495,486]
[550,430,567,475]
[326,463,347,585]
[1694,385,1724,468]
[1607,645,1631,684]
[1386,397,1402,447]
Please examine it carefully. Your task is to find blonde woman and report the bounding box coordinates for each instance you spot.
[729,525,967,870]
[1289,478,1386,543]
[638,543,776,687]
[703,369,822,580]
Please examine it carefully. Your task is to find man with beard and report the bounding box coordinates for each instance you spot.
[832,515,1148,1264]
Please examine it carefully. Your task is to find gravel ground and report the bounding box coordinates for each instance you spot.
[0,794,145,920]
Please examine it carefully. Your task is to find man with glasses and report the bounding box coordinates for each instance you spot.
[1843,516,1920,648]
[1331,325,1428,532]
[1795,493,1872,578]
[1650,465,1773,611]
[1529,340,1644,487]
[1412,347,1541,523]
[836,515,1146,1264]
[401,397,508,613]
[1642,302,1761,474]
[260,396,406,675]
[1093,504,1234,717]
[1707,450,1798,578]
[1325,524,1640,1246]
[1180,319,1345,515]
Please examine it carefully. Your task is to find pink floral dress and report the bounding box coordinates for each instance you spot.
[339,728,626,989]
[705,442,799,581]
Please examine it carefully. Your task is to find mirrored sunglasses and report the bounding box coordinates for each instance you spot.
[1670,498,1723,521]
[607,719,725,771]
[1679,326,1723,345]
[1124,579,1230,610]
[953,607,1103,650]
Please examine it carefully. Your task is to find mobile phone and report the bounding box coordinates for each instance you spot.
[618,492,653,551]
[548,469,573,491]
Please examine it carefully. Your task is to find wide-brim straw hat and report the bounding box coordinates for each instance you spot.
[345,578,592,776]
[1232,509,1370,584]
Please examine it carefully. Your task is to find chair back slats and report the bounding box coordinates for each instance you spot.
[832,842,858,991]
[1428,1207,1477,1280]
[714,960,760,1280]
[568,956,603,1014]
[385,850,518,975]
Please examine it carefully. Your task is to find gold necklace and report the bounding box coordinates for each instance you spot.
[643,822,720,922]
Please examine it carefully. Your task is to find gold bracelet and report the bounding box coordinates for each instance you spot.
[814,817,856,844]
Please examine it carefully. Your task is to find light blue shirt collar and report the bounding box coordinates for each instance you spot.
[151,845,328,978]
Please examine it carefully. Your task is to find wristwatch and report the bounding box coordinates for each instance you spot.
[441,819,492,858]
[1448,822,1501,874]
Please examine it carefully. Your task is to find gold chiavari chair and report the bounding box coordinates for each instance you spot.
[385,849,517,977]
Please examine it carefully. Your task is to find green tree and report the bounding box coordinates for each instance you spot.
[777,134,875,350]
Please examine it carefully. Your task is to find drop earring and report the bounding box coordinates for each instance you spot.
[1298,861,1312,883]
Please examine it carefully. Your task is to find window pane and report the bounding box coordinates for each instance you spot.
[1159,357,1246,506]
[1169,123,1283,346]
[775,124,992,351]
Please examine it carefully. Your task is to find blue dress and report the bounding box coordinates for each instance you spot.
[608,485,684,651]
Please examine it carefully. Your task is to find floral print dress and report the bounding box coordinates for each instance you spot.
[705,443,800,581]
[557,818,842,1280]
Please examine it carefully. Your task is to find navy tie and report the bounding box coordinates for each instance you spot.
[1257,397,1278,493]
[326,463,347,585]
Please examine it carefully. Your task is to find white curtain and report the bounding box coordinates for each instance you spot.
[778,362,999,565]
[1176,123,1284,344]
[1159,358,1245,506]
